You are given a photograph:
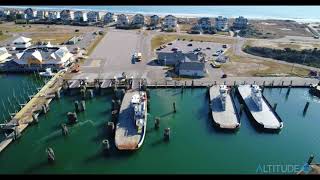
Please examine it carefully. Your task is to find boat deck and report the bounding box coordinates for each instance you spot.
[115,90,143,150]
[209,86,239,129]
[237,85,282,130]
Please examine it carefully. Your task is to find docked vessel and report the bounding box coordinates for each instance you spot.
[309,84,320,97]
[115,90,147,150]
[219,85,227,111]
[209,85,240,130]
[39,68,55,77]
[250,84,262,111]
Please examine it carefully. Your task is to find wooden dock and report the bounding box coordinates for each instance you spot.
[115,90,147,150]
[209,86,239,129]
[237,85,283,131]
[0,71,65,153]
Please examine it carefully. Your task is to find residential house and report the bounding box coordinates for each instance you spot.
[13,36,32,50]
[157,50,200,66]
[24,8,34,20]
[74,11,87,22]
[215,16,228,31]
[162,15,177,32]
[48,11,59,21]
[36,10,47,20]
[116,14,129,28]
[189,24,202,34]
[13,46,73,70]
[60,9,73,22]
[131,14,145,27]
[87,11,100,22]
[177,61,206,77]
[104,12,115,24]
[0,47,12,63]
[198,17,212,32]
[233,16,248,29]
[149,15,160,27]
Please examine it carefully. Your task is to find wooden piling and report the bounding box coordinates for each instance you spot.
[273,103,278,111]
[164,128,170,141]
[46,147,55,163]
[173,102,176,113]
[102,139,110,154]
[61,123,68,136]
[303,102,310,115]
[32,113,38,124]
[81,100,86,111]
[74,101,80,113]
[155,117,160,129]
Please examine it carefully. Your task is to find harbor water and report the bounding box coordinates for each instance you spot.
[0,85,319,174]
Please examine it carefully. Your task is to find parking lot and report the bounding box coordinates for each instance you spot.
[156,39,229,61]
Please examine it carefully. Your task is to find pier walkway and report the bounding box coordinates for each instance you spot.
[0,71,65,153]
[237,85,283,130]
[209,86,239,129]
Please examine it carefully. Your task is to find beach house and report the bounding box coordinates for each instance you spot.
[233,16,248,29]
[12,46,73,70]
[104,12,115,24]
[24,8,34,20]
[47,11,59,21]
[198,17,212,32]
[215,16,228,31]
[116,14,129,28]
[36,10,46,20]
[0,47,12,63]
[60,9,74,22]
[162,15,177,32]
[13,36,32,50]
[74,11,87,22]
[131,14,145,28]
[149,15,160,28]
[87,11,100,22]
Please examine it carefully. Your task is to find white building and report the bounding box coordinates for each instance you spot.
[74,11,87,22]
[162,15,177,31]
[13,46,73,69]
[13,36,32,50]
[215,16,228,31]
[104,12,115,24]
[0,47,12,63]
[233,16,248,29]
[116,14,129,28]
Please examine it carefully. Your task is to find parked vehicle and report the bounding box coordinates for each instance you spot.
[171,48,178,51]
[168,42,172,45]
[222,44,227,48]
[187,43,192,46]
[221,74,227,78]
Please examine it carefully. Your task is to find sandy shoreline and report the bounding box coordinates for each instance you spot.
[1,6,320,23]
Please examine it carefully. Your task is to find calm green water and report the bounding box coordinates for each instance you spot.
[0,85,319,174]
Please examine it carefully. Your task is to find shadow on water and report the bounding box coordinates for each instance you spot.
[159,111,174,118]
[23,160,51,174]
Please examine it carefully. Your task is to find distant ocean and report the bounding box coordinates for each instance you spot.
[1,6,320,23]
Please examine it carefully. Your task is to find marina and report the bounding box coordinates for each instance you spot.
[237,85,283,131]
[209,85,239,130]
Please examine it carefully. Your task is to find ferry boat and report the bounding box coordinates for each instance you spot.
[250,84,263,111]
[115,90,147,150]
[131,92,147,134]
[219,85,228,111]
[39,68,55,77]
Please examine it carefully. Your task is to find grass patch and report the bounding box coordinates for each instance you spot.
[0,34,11,42]
[30,33,81,45]
[178,24,193,32]
[222,49,310,77]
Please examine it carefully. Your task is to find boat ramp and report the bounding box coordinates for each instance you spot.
[209,85,240,130]
[237,85,283,131]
